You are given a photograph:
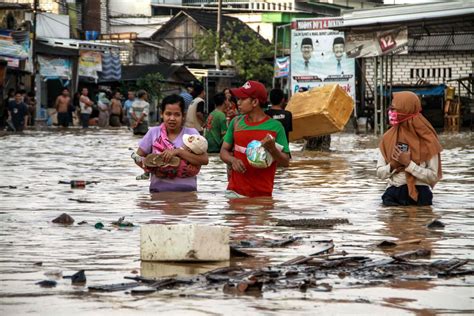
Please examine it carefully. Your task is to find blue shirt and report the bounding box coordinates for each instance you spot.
[179,91,193,112]
[123,99,136,117]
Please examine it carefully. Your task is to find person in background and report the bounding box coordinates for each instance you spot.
[72,92,80,125]
[265,88,292,145]
[223,87,238,126]
[97,91,111,128]
[220,81,290,198]
[1,88,15,130]
[123,91,136,127]
[7,91,28,132]
[377,91,442,206]
[185,84,206,134]
[55,88,71,128]
[79,87,94,128]
[26,92,36,126]
[130,89,149,135]
[110,91,122,127]
[179,82,194,112]
[205,92,227,153]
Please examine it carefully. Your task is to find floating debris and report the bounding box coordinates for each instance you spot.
[427,219,445,229]
[36,280,57,288]
[376,238,421,248]
[64,270,86,284]
[111,216,134,228]
[276,218,349,228]
[392,249,431,260]
[230,246,253,258]
[94,222,104,229]
[68,198,95,204]
[52,213,75,225]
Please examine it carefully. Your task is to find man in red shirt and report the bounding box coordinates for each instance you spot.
[220,81,290,197]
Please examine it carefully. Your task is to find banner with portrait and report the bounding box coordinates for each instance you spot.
[290,18,355,99]
[78,50,102,79]
[345,27,408,58]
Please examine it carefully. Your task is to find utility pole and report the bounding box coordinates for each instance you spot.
[215,0,222,70]
[33,0,42,122]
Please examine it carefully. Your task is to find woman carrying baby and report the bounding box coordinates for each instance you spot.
[135,94,209,192]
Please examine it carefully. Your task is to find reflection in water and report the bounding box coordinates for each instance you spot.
[141,261,229,279]
[0,129,472,314]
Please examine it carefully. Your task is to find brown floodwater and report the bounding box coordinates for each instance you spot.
[0,128,472,315]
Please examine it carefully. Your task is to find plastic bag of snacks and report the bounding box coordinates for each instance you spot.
[246,140,273,168]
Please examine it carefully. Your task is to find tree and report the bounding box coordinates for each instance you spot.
[195,22,274,84]
[120,72,165,123]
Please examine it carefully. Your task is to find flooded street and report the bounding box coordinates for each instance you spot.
[0,128,472,315]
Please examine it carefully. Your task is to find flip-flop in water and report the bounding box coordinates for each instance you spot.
[144,154,181,168]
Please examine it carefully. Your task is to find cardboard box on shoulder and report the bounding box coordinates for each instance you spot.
[286,84,354,141]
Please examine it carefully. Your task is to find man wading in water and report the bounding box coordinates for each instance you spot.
[220,81,290,198]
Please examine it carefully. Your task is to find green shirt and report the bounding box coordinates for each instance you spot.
[205,109,227,153]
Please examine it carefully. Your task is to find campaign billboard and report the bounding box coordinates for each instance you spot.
[290,18,355,99]
[345,27,408,58]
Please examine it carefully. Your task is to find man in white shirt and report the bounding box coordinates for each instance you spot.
[129,89,150,135]
[79,88,94,128]
[185,84,206,134]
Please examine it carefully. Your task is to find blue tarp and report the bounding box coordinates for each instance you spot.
[383,84,446,97]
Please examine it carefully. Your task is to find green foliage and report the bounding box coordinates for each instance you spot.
[136,72,164,100]
[195,22,274,84]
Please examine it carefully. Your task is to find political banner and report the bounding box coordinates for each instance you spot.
[290,18,355,99]
[345,27,408,58]
[78,50,102,79]
[38,55,72,79]
[274,56,290,78]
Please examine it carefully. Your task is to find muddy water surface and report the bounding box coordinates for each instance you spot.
[0,129,472,315]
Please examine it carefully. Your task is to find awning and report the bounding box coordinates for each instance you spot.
[102,63,196,84]
[383,84,446,97]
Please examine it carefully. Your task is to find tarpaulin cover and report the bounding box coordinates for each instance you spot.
[383,84,446,97]
[99,51,121,81]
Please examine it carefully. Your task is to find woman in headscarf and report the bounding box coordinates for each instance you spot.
[97,91,110,128]
[376,91,442,206]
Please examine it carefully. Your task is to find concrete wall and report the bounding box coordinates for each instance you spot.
[364,51,474,96]
[108,0,152,17]
[228,13,274,42]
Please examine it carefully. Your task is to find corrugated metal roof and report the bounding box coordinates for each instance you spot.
[340,1,474,28]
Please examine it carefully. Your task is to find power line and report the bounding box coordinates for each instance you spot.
[53,0,170,33]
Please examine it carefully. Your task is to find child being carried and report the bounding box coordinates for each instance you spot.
[132,133,208,180]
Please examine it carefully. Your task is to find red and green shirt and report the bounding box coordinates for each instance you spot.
[223,115,290,197]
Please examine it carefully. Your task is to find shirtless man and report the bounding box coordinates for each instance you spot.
[110,91,122,127]
[55,88,71,127]
[79,87,94,128]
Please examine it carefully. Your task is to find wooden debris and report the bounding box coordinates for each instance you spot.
[230,246,253,258]
[392,249,431,260]
[276,218,349,229]
[89,282,141,292]
[377,238,422,248]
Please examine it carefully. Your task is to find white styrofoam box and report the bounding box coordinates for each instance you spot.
[140,224,230,262]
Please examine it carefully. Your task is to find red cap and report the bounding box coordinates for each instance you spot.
[230,81,267,105]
